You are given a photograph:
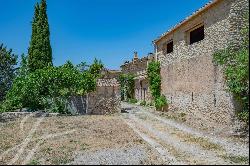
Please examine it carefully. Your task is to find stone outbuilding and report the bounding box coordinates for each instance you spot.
[120,52,155,102]
[69,69,121,115]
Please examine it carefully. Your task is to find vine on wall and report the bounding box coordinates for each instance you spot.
[147,61,168,110]
[213,13,249,122]
[119,73,135,101]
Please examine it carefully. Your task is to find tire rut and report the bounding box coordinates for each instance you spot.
[121,102,249,165]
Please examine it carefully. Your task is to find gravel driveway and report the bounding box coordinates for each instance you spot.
[121,102,249,165]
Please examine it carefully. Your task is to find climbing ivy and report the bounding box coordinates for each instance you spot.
[147,61,168,110]
[213,13,249,122]
[119,73,135,101]
[147,61,161,98]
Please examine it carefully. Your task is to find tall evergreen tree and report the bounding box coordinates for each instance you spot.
[28,0,52,72]
[28,3,40,71]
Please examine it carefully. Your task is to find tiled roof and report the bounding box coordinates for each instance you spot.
[153,0,221,44]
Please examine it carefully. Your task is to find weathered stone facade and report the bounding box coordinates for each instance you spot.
[69,70,121,115]
[120,52,155,102]
[87,78,121,115]
[153,0,248,134]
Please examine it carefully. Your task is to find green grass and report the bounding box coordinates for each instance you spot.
[221,155,249,164]
[128,98,137,104]
[140,100,146,106]
[27,159,40,165]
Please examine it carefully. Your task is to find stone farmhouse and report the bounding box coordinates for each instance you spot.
[120,52,155,102]
[121,0,248,133]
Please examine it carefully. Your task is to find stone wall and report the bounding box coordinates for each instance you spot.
[154,0,248,134]
[121,53,155,101]
[69,75,121,115]
[229,0,249,49]
[0,112,59,122]
[87,78,121,115]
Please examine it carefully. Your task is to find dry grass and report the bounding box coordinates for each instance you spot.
[0,115,156,165]
[174,131,224,151]
[158,111,187,123]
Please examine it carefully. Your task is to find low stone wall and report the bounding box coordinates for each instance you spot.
[0,112,59,122]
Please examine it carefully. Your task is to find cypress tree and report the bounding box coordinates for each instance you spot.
[28,3,40,71]
[28,0,52,72]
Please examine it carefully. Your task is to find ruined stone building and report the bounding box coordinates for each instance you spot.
[69,69,121,115]
[120,52,155,102]
[153,0,248,133]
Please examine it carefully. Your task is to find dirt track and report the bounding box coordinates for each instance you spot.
[121,102,249,165]
[0,103,249,165]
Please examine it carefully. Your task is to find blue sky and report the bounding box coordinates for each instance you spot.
[0,0,210,69]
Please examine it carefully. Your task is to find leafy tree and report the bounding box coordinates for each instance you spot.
[0,58,106,113]
[17,54,29,77]
[1,61,97,113]
[76,62,89,72]
[89,58,104,78]
[28,0,52,72]
[0,44,18,102]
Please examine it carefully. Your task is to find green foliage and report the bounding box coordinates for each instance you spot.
[237,110,249,123]
[28,0,52,72]
[76,61,89,73]
[119,73,135,100]
[0,44,18,102]
[147,61,168,110]
[140,100,146,106]
[155,95,169,110]
[213,13,249,122]
[147,61,161,99]
[146,101,154,107]
[28,159,40,165]
[128,98,137,104]
[1,61,97,113]
[17,54,29,77]
[89,58,104,78]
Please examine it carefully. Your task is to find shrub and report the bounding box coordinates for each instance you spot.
[140,100,146,106]
[146,101,154,107]
[119,74,135,100]
[128,98,137,104]
[155,95,169,111]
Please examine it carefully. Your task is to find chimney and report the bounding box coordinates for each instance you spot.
[133,51,139,62]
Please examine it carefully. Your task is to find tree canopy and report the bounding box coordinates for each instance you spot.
[0,44,18,102]
[28,0,52,72]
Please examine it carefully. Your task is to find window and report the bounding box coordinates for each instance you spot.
[162,40,173,54]
[190,25,204,45]
[167,40,173,54]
